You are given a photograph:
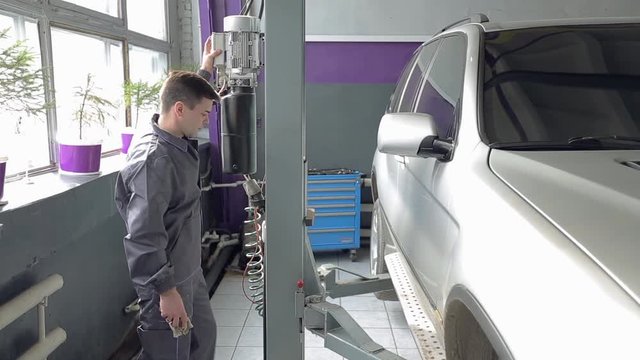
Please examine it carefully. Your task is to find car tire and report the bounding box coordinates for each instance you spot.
[370,199,397,301]
[445,302,499,360]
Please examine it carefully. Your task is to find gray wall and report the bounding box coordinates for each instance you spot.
[305,84,394,174]
[255,83,393,177]
[306,0,640,36]
[306,0,431,36]
[0,174,135,360]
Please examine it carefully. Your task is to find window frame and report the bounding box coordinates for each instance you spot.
[0,0,178,181]
[395,40,440,113]
[388,49,419,113]
[413,32,469,142]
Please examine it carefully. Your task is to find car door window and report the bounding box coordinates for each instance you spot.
[415,35,467,138]
[397,41,440,112]
[388,51,418,113]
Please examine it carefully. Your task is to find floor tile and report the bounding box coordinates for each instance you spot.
[215,280,248,295]
[304,347,343,360]
[388,310,409,329]
[238,326,264,347]
[213,309,249,327]
[341,296,386,311]
[364,328,396,349]
[384,300,403,312]
[347,310,390,328]
[392,328,418,349]
[214,346,235,360]
[232,346,263,360]
[216,326,243,347]
[305,329,325,348]
[245,308,264,327]
[397,348,423,360]
[211,294,253,310]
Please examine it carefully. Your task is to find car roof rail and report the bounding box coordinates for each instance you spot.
[440,13,490,33]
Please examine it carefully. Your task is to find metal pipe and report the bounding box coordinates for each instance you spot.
[16,327,67,360]
[0,274,63,331]
[201,180,265,192]
[38,300,46,342]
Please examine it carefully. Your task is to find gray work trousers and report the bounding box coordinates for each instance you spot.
[137,270,216,360]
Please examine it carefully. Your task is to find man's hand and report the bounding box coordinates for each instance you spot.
[159,287,190,330]
[201,35,223,74]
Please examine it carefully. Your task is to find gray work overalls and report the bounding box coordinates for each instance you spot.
[115,113,216,360]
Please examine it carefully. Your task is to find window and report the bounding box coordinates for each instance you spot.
[388,52,418,113]
[0,13,50,176]
[483,26,640,146]
[62,0,120,17]
[128,45,168,127]
[0,0,177,181]
[128,0,167,40]
[397,41,439,112]
[415,35,466,138]
[51,28,125,151]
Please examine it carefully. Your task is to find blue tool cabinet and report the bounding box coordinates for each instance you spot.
[306,171,362,260]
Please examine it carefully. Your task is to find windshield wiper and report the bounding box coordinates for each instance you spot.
[491,136,640,151]
[491,141,571,150]
[568,135,640,145]
[567,135,640,149]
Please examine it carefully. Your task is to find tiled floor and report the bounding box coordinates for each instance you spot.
[211,247,422,360]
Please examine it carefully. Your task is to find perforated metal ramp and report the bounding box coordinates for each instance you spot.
[385,253,447,360]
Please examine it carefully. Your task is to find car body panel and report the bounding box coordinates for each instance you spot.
[490,149,640,304]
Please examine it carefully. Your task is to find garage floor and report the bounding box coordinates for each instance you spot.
[211,247,422,360]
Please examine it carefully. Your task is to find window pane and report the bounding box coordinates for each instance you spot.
[415,36,466,138]
[398,41,439,112]
[483,26,640,144]
[51,28,125,152]
[128,45,167,128]
[128,0,167,40]
[63,0,119,17]
[388,52,418,113]
[0,13,50,176]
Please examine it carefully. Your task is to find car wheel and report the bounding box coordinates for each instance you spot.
[446,302,499,360]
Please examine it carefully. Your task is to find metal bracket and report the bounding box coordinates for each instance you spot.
[305,302,403,359]
[317,264,394,299]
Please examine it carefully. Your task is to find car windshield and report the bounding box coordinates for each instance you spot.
[482,24,640,150]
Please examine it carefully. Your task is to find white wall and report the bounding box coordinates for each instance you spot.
[177,0,202,66]
[305,0,640,37]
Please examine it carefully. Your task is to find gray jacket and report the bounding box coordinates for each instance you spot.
[114,69,212,296]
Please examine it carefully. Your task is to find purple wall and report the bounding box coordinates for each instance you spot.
[306,42,420,84]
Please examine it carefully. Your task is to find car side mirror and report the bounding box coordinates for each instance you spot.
[377,113,453,161]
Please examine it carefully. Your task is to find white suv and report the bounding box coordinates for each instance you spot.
[371,16,640,360]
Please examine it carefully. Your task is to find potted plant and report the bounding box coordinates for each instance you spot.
[58,73,116,175]
[0,28,49,205]
[122,79,161,153]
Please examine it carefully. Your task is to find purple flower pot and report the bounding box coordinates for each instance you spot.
[0,158,7,202]
[121,131,134,154]
[58,142,102,174]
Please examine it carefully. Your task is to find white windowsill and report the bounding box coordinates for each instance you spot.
[0,135,211,214]
[0,153,127,213]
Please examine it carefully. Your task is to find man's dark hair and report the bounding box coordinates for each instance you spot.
[160,70,219,114]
